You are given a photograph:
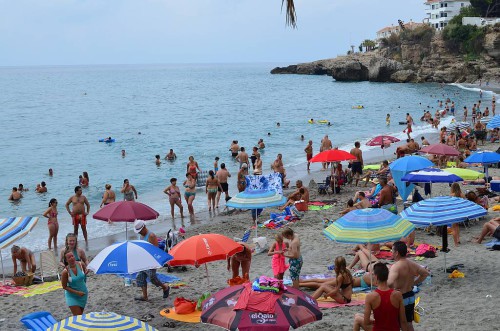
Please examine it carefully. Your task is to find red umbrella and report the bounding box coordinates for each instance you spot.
[93,201,159,239]
[420,143,460,156]
[366,135,400,146]
[309,149,356,163]
[201,283,322,331]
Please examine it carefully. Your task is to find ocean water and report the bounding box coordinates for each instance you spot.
[0,63,494,254]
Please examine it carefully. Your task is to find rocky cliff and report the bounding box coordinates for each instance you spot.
[271,26,500,83]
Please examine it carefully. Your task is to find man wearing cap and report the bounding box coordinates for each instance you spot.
[133,220,170,301]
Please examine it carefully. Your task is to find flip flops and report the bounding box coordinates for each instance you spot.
[140,313,155,322]
[162,321,176,328]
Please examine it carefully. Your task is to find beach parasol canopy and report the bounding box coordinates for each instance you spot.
[323,209,415,244]
[201,283,322,331]
[309,149,356,163]
[48,311,158,330]
[401,168,463,184]
[446,121,470,133]
[366,135,400,146]
[389,156,435,201]
[486,115,500,129]
[464,151,500,164]
[93,201,159,240]
[443,168,484,180]
[226,189,286,210]
[87,240,172,275]
[420,144,460,157]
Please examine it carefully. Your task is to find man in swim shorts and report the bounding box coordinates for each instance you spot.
[350,141,364,186]
[216,163,231,206]
[304,140,313,171]
[282,228,302,289]
[388,241,429,331]
[65,186,90,244]
[230,140,239,157]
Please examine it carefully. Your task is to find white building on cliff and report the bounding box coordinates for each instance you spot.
[425,0,471,30]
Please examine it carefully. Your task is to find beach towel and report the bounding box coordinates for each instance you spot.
[317,293,366,309]
[14,281,62,298]
[485,238,500,250]
[308,204,334,211]
[0,284,24,296]
[245,173,283,195]
[374,251,393,259]
[118,273,180,283]
[160,307,201,323]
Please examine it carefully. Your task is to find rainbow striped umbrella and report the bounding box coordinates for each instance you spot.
[323,209,415,244]
[48,311,158,330]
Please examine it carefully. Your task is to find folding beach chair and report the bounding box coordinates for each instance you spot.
[234,228,251,243]
[39,250,60,282]
[20,311,57,331]
[318,176,331,195]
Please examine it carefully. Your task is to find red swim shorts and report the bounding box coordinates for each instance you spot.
[307,153,313,161]
[72,213,87,226]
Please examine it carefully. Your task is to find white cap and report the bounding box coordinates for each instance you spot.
[133,220,145,233]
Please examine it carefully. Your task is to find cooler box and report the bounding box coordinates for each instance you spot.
[490,180,500,192]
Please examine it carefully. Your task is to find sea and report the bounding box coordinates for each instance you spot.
[0,63,496,256]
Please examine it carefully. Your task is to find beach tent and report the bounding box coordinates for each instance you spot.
[389,156,434,202]
[0,216,39,283]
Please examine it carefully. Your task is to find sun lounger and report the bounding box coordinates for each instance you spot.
[20,311,57,330]
[39,251,60,282]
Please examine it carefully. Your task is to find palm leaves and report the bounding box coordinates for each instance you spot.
[282,0,297,28]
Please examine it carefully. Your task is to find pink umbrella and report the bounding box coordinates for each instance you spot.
[366,135,400,147]
[420,143,460,156]
[93,201,159,239]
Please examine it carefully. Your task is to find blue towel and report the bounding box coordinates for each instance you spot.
[484,238,500,249]
[118,273,180,283]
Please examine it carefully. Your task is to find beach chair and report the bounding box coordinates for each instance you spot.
[318,176,331,195]
[39,250,60,282]
[20,311,57,331]
[234,229,251,243]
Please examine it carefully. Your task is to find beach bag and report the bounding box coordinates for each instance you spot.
[415,244,436,258]
[196,292,211,311]
[174,297,196,314]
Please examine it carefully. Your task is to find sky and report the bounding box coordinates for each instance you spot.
[0,0,425,66]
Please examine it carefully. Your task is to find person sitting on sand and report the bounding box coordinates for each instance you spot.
[353,192,372,209]
[474,217,500,243]
[300,272,374,292]
[340,199,356,216]
[353,262,408,331]
[311,256,353,303]
[8,187,22,201]
[11,245,36,274]
[280,188,305,210]
[466,191,489,209]
[60,233,89,267]
[347,245,380,271]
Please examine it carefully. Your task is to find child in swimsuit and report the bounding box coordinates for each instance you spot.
[267,234,289,279]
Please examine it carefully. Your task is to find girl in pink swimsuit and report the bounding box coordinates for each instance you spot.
[43,198,59,250]
[267,233,289,280]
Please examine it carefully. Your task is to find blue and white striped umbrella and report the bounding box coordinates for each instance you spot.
[446,121,470,133]
[486,115,500,129]
[400,196,487,226]
[88,240,172,274]
[401,167,463,183]
[464,151,500,164]
[226,189,286,209]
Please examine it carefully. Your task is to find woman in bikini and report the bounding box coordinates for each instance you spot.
[43,198,59,250]
[164,177,184,219]
[81,171,89,187]
[100,184,116,208]
[311,256,353,303]
[60,233,88,267]
[237,165,248,192]
[347,244,380,270]
[186,156,201,180]
[206,170,222,211]
[254,153,262,175]
[183,173,197,215]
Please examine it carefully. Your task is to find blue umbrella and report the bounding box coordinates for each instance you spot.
[401,168,463,184]
[389,156,435,201]
[87,240,172,274]
[486,115,500,129]
[464,151,500,164]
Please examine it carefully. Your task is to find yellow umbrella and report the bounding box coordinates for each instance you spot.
[443,168,484,180]
[48,312,158,330]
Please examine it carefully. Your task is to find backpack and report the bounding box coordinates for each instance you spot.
[174,297,196,314]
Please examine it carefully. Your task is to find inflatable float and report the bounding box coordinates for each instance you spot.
[308,120,330,124]
[99,138,115,143]
[352,105,364,109]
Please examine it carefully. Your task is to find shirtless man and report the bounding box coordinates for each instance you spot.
[273,154,288,187]
[457,135,467,153]
[216,163,231,206]
[321,135,333,170]
[404,113,413,139]
[388,241,429,331]
[304,140,313,171]
[378,178,395,213]
[446,132,456,147]
[11,245,36,274]
[421,136,430,146]
[295,180,309,203]
[8,187,22,201]
[236,147,249,169]
[463,106,468,122]
[354,192,371,209]
[230,140,240,157]
[350,141,364,186]
[65,186,90,244]
[258,139,265,149]
[165,149,177,160]
[282,227,302,289]
[407,139,418,153]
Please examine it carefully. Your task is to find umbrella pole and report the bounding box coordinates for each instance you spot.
[205,264,210,285]
[369,249,373,291]
[126,222,128,241]
[1,250,4,284]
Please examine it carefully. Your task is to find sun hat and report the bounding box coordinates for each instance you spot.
[133,220,145,233]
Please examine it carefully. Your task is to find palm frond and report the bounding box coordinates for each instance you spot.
[281,0,297,28]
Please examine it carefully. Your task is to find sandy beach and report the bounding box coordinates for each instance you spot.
[2,136,500,330]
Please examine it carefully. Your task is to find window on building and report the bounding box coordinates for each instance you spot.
[444,3,448,7]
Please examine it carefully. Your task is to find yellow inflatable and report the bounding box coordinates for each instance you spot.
[308,120,329,124]
[352,105,364,109]
[318,120,328,124]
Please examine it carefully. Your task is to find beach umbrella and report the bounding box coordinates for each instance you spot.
[446,121,470,133]
[0,216,39,284]
[401,168,463,184]
[310,149,356,193]
[87,240,172,274]
[464,151,500,183]
[226,189,286,237]
[443,168,484,180]
[420,143,460,157]
[48,311,158,330]
[366,135,400,146]
[486,115,500,129]
[167,234,243,283]
[389,156,435,201]
[201,284,322,331]
[400,196,487,271]
[93,201,159,240]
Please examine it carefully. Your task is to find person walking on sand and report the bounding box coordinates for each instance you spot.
[164,178,184,219]
[268,233,289,280]
[282,227,302,289]
[353,262,408,331]
[121,179,138,201]
[350,141,364,186]
[43,198,59,250]
[133,220,171,301]
[206,170,222,211]
[304,140,313,171]
[61,251,88,316]
[100,184,116,208]
[183,173,197,215]
[216,163,231,207]
[65,186,90,244]
[388,241,429,331]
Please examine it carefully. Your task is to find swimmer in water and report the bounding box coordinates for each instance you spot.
[310,118,314,124]
[268,132,271,136]
[300,135,305,141]
[386,114,390,126]
[277,122,280,127]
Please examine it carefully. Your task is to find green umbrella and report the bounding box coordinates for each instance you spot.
[443,168,484,180]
